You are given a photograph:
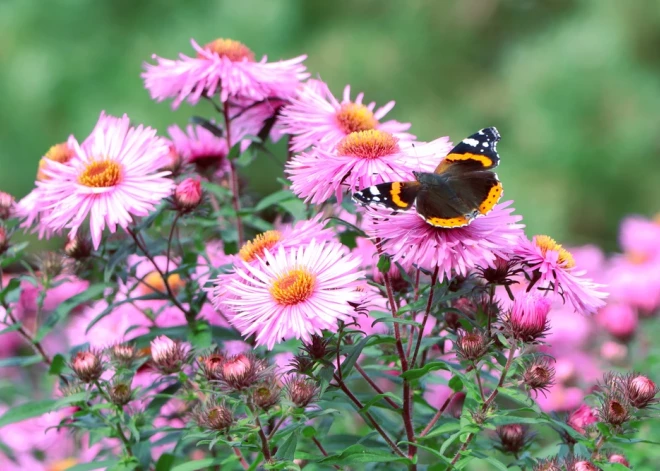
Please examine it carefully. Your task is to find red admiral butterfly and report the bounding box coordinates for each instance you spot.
[353,127,503,228]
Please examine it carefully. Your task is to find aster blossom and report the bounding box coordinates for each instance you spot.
[36,112,174,249]
[363,200,524,280]
[217,240,364,349]
[515,234,607,315]
[279,79,415,152]
[168,124,230,175]
[287,129,452,204]
[143,38,308,108]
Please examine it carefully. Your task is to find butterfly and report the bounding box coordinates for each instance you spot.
[352,127,503,228]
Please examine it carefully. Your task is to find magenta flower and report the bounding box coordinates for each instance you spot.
[597,303,638,341]
[567,404,599,434]
[619,215,660,261]
[287,130,452,204]
[279,79,415,152]
[515,235,608,315]
[363,200,524,280]
[217,241,364,349]
[36,112,174,249]
[142,38,308,108]
[508,292,551,342]
[168,124,230,175]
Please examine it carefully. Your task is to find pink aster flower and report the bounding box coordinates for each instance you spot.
[167,124,230,176]
[597,303,638,342]
[619,215,660,261]
[279,79,415,152]
[515,235,608,315]
[36,112,174,249]
[142,38,308,108]
[218,241,364,349]
[363,200,524,280]
[287,130,452,204]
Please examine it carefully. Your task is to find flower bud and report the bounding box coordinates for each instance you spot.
[523,357,555,395]
[570,461,600,471]
[608,454,630,467]
[455,330,489,362]
[567,404,599,434]
[0,225,9,255]
[447,392,466,419]
[496,424,533,455]
[600,341,627,364]
[150,335,190,374]
[290,355,314,375]
[198,351,224,381]
[71,350,103,383]
[37,252,70,280]
[285,375,319,408]
[625,373,658,409]
[252,378,281,411]
[109,380,133,406]
[598,304,637,342]
[174,178,203,212]
[477,256,521,285]
[598,395,629,427]
[0,191,15,220]
[194,402,233,432]
[219,354,265,391]
[532,458,561,471]
[507,292,551,342]
[109,343,139,368]
[301,334,334,360]
[64,234,93,260]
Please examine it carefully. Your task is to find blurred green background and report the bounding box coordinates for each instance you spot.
[2,0,660,251]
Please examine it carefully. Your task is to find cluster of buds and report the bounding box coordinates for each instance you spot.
[455,329,489,362]
[71,349,104,383]
[150,336,191,374]
[495,423,535,455]
[194,401,233,432]
[596,372,658,429]
[285,375,319,408]
[173,177,204,213]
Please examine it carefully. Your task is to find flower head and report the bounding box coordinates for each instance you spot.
[218,241,363,349]
[150,335,190,374]
[108,380,133,406]
[624,373,658,409]
[71,349,104,383]
[143,38,307,108]
[597,303,637,342]
[252,378,281,411]
[174,177,203,212]
[167,124,230,176]
[365,200,524,279]
[218,354,267,391]
[567,404,599,434]
[495,424,534,455]
[279,79,414,152]
[109,343,139,368]
[197,351,225,381]
[608,454,630,467]
[36,113,174,248]
[194,401,233,432]
[287,131,451,204]
[285,375,319,408]
[515,234,608,315]
[506,292,551,342]
[455,330,489,362]
[523,357,555,396]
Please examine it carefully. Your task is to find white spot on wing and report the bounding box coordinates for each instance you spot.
[463,138,479,147]
[369,186,380,195]
[371,196,380,202]
[483,142,489,147]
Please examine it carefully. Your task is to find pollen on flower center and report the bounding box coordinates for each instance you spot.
[239,230,282,262]
[200,38,255,62]
[78,160,123,188]
[141,271,185,295]
[49,458,79,471]
[37,143,75,181]
[336,130,399,159]
[534,235,576,269]
[626,250,649,265]
[270,268,316,306]
[335,103,379,134]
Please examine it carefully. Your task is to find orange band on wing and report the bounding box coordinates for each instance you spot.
[390,181,410,208]
[445,152,493,168]
[425,216,469,228]
[478,182,503,215]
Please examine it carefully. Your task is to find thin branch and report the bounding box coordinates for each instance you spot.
[474,365,486,402]
[223,103,245,247]
[354,363,400,409]
[232,447,250,470]
[410,266,439,367]
[419,392,457,438]
[312,437,341,470]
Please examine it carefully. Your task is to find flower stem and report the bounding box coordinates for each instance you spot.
[354,363,400,409]
[222,102,245,247]
[410,267,439,367]
[93,381,133,457]
[419,392,457,438]
[312,437,341,470]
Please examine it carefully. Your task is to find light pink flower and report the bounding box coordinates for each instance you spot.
[279,79,415,152]
[168,124,229,175]
[508,292,551,341]
[217,241,364,349]
[597,303,637,341]
[363,201,524,280]
[142,38,307,108]
[619,215,660,261]
[567,404,599,434]
[36,112,174,248]
[287,130,452,204]
[515,235,608,315]
[541,304,592,354]
[607,254,660,313]
[536,384,584,413]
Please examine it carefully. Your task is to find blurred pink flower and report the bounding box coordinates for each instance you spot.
[600,341,628,364]
[607,254,660,313]
[168,124,230,176]
[279,79,414,152]
[287,130,452,204]
[364,201,524,279]
[597,303,638,341]
[569,244,607,283]
[536,385,584,413]
[619,215,660,261]
[567,404,599,434]
[36,112,174,248]
[542,304,592,353]
[142,38,307,108]
[515,235,608,315]
[217,241,364,349]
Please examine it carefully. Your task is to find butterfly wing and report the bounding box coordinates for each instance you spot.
[434,127,501,174]
[353,181,421,211]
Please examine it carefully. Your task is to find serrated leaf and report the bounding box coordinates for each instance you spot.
[274,431,298,461]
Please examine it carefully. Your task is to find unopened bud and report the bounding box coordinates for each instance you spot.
[567,404,599,435]
[447,392,466,419]
[174,178,203,212]
[625,374,658,409]
[571,461,600,471]
[301,335,333,360]
[477,256,520,285]
[0,226,8,255]
[219,354,265,391]
[496,424,533,455]
[194,402,233,432]
[507,292,551,342]
[532,458,561,471]
[455,330,489,362]
[64,234,93,260]
[198,351,224,381]
[150,335,190,374]
[252,378,281,411]
[285,375,319,408]
[109,343,139,368]
[523,357,555,395]
[71,350,103,383]
[109,380,133,406]
[0,192,15,220]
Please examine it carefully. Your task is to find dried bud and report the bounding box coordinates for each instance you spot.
[455,330,489,362]
[162,144,183,174]
[0,225,8,255]
[219,354,265,391]
[64,234,93,260]
[174,177,203,212]
[533,457,561,471]
[301,335,334,360]
[109,343,139,367]
[507,292,551,342]
[608,454,630,467]
[198,351,225,381]
[523,357,555,395]
[567,404,599,434]
[477,256,522,285]
[109,380,133,406]
[447,392,466,419]
[252,378,281,411]
[71,350,103,383]
[599,394,630,427]
[625,373,658,409]
[194,402,233,432]
[496,424,533,454]
[289,355,314,375]
[0,191,15,220]
[37,252,71,280]
[285,375,319,408]
[150,335,190,374]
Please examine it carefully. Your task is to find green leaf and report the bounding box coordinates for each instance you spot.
[421,421,461,439]
[0,277,21,305]
[274,431,298,461]
[400,361,449,381]
[0,355,41,368]
[371,314,421,327]
[448,375,464,392]
[358,392,403,413]
[377,255,391,274]
[319,444,411,466]
[254,190,295,211]
[190,117,224,138]
[49,353,66,376]
[439,429,465,456]
[0,399,58,427]
[0,322,23,335]
[172,458,223,471]
[65,460,120,471]
[339,335,369,378]
[188,320,211,349]
[36,283,108,342]
[302,426,316,438]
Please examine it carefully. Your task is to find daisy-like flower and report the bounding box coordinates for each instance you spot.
[37,112,174,249]
[142,38,308,108]
[515,235,608,315]
[218,241,364,349]
[363,201,524,280]
[168,124,230,176]
[279,79,415,152]
[287,130,452,204]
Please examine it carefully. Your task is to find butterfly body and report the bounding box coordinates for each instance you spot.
[353,127,503,228]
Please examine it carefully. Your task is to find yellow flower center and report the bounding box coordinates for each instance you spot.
[654,213,660,225]
[200,38,255,62]
[78,160,122,188]
[37,143,75,181]
[335,103,379,134]
[239,230,282,262]
[626,250,649,265]
[49,458,78,471]
[141,271,185,295]
[336,130,399,159]
[534,235,576,269]
[270,268,316,306]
